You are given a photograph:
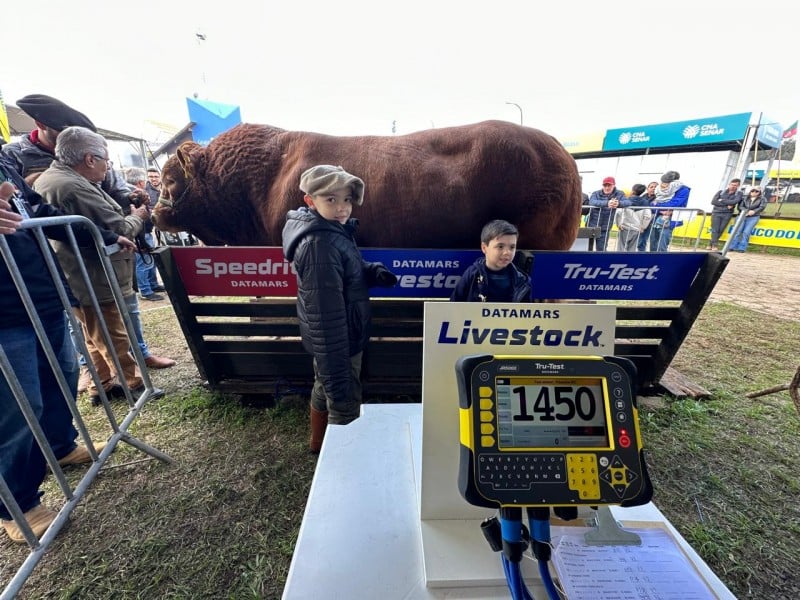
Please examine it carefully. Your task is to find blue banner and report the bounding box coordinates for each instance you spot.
[528,252,706,300]
[361,249,707,300]
[603,112,752,151]
[362,248,480,298]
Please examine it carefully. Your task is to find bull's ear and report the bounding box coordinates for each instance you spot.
[176,142,203,180]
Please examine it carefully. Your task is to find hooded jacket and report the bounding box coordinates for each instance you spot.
[282,207,381,404]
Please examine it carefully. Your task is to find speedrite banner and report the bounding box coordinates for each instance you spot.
[169,247,705,300]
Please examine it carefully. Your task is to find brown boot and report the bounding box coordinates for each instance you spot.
[309,405,329,453]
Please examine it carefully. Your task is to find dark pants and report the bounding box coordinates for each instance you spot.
[710,214,733,247]
[0,313,78,520]
[310,352,363,425]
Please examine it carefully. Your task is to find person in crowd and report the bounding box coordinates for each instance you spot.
[144,167,166,293]
[3,94,158,392]
[32,127,163,405]
[729,187,767,253]
[587,176,629,251]
[637,181,658,252]
[0,157,135,543]
[579,176,591,217]
[709,178,742,251]
[649,171,691,252]
[450,219,532,302]
[614,183,653,252]
[117,168,176,371]
[2,94,148,208]
[123,167,163,301]
[281,165,397,453]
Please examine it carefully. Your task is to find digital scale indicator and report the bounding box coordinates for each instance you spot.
[495,376,609,450]
[456,354,653,509]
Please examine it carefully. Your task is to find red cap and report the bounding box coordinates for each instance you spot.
[603,176,616,185]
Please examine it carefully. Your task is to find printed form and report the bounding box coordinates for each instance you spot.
[551,527,717,600]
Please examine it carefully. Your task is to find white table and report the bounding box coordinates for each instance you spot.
[283,404,735,599]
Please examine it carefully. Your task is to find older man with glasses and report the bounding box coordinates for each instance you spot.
[32,127,159,405]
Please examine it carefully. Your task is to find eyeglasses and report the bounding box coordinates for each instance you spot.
[92,154,113,168]
[749,190,760,194]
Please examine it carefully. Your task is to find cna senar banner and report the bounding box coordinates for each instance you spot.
[170,247,705,301]
[603,112,752,151]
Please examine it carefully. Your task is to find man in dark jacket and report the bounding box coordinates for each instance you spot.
[282,165,396,452]
[709,178,742,251]
[0,156,133,543]
[588,176,630,251]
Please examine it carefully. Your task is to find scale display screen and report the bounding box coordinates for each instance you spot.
[496,376,609,449]
[456,354,653,508]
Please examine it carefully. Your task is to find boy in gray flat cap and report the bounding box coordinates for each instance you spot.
[282,165,396,452]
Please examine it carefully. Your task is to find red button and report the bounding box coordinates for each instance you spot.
[619,435,631,448]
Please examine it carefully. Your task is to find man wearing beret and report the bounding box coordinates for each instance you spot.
[2,94,175,375]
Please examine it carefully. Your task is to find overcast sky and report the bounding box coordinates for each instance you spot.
[4,0,800,141]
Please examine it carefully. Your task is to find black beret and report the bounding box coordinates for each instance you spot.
[16,94,97,132]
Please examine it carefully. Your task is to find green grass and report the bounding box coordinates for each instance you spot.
[2,301,799,599]
[763,201,800,218]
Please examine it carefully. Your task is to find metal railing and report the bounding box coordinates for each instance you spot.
[0,215,172,600]
[581,205,713,254]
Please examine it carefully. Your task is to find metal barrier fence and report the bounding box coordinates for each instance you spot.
[581,205,712,253]
[0,215,171,600]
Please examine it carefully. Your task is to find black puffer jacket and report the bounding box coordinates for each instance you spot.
[282,207,386,404]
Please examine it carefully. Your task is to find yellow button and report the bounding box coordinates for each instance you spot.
[481,435,495,447]
[479,386,493,398]
[480,411,493,422]
[480,398,493,410]
[480,423,495,435]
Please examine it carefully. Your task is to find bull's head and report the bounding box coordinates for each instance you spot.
[151,141,204,234]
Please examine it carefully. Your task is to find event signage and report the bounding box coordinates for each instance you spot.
[529,252,706,300]
[170,247,706,300]
[681,215,800,249]
[419,301,616,521]
[603,112,752,151]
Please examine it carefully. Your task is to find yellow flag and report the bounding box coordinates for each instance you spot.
[0,89,10,143]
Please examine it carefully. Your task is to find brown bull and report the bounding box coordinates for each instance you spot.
[152,120,581,249]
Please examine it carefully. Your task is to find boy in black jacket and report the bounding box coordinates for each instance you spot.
[281,165,396,452]
[450,219,531,302]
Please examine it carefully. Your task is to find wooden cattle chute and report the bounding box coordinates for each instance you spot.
[154,245,728,401]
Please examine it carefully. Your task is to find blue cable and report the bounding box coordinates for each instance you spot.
[528,510,560,600]
[498,508,535,600]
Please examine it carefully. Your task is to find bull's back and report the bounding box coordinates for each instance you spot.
[291,121,580,249]
[210,121,580,249]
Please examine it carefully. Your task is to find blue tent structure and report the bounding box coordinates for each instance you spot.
[186,97,241,146]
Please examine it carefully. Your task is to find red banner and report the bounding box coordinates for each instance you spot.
[171,247,298,296]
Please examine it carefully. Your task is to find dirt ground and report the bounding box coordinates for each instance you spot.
[705,251,799,322]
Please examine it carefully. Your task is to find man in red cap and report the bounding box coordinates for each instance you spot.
[587,176,630,251]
